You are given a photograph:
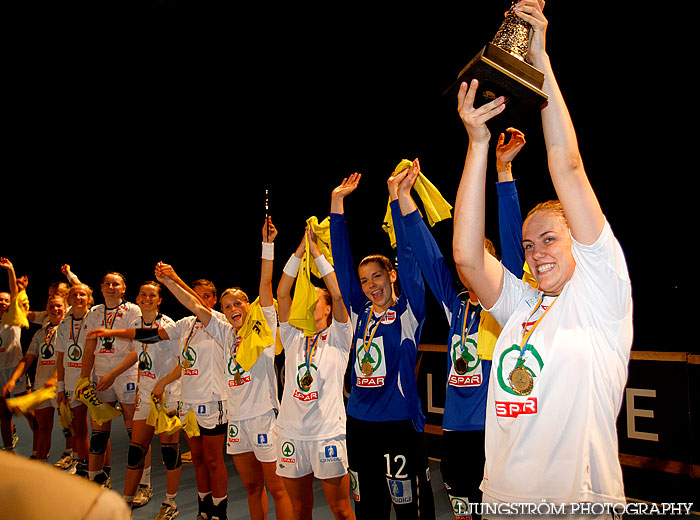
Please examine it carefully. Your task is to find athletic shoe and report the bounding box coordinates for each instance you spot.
[66,459,79,474]
[54,451,73,469]
[154,503,179,520]
[93,471,112,489]
[132,484,154,508]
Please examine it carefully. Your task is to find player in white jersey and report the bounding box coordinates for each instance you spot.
[80,271,142,486]
[275,226,355,520]
[89,280,183,517]
[99,272,228,520]
[0,257,28,452]
[154,217,293,520]
[452,3,633,518]
[2,295,66,462]
[55,282,94,477]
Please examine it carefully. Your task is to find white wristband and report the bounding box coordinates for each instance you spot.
[283,254,302,277]
[56,381,65,392]
[314,255,334,277]
[262,242,274,260]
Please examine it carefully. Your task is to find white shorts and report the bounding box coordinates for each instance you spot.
[134,388,181,422]
[94,371,137,404]
[0,368,28,395]
[226,409,277,462]
[275,433,348,480]
[180,400,227,430]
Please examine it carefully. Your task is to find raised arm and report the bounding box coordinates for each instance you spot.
[307,227,348,323]
[0,257,18,300]
[260,217,277,308]
[155,262,213,327]
[517,0,604,244]
[277,234,307,324]
[452,79,507,309]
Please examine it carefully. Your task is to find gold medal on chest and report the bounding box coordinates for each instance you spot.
[454,356,468,375]
[300,373,313,390]
[361,360,373,377]
[234,372,242,385]
[508,364,534,395]
[181,359,192,369]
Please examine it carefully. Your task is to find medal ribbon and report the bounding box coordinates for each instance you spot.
[182,320,199,362]
[517,295,558,360]
[361,306,391,360]
[70,313,86,344]
[138,315,160,371]
[458,302,478,360]
[103,302,123,331]
[305,326,328,375]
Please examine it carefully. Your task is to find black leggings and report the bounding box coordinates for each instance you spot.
[347,415,435,520]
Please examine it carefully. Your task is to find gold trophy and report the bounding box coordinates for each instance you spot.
[445,2,547,123]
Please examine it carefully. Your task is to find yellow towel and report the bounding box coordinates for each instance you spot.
[383,159,453,248]
[476,311,502,361]
[0,289,29,328]
[288,233,319,337]
[58,401,74,435]
[305,216,333,279]
[235,297,277,372]
[182,410,200,438]
[75,377,122,425]
[146,394,182,435]
[5,386,56,414]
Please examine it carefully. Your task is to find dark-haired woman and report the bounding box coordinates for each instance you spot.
[329,172,435,520]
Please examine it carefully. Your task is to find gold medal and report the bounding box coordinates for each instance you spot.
[234,372,241,385]
[454,356,468,375]
[181,359,192,369]
[508,365,533,396]
[361,360,373,377]
[300,373,313,390]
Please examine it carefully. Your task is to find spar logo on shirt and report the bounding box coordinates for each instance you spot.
[495,344,544,418]
[448,334,482,387]
[67,343,82,368]
[354,336,386,387]
[293,362,319,401]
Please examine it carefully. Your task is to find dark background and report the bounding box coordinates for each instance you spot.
[2,2,685,351]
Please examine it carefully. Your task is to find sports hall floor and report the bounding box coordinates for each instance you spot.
[8,417,699,519]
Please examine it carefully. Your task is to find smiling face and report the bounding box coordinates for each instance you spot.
[194,284,217,310]
[221,290,249,331]
[522,209,575,296]
[101,272,126,305]
[136,283,162,316]
[68,284,92,313]
[46,297,66,325]
[358,259,397,312]
[0,292,10,316]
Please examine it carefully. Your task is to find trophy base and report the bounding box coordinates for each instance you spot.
[444,43,548,126]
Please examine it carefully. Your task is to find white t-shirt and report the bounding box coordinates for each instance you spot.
[204,306,279,421]
[26,322,60,388]
[83,302,142,378]
[161,313,227,404]
[55,312,91,394]
[483,220,633,504]
[130,314,181,403]
[0,323,21,370]
[276,318,352,440]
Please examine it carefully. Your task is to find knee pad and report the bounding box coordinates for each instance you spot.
[89,430,110,455]
[127,442,148,470]
[161,442,181,471]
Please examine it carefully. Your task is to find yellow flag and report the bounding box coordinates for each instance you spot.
[182,410,200,438]
[306,216,333,278]
[235,297,276,372]
[383,159,453,248]
[288,233,319,337]
[0,289,30,328]
[6,386,56,414]
[75,377,122,425]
